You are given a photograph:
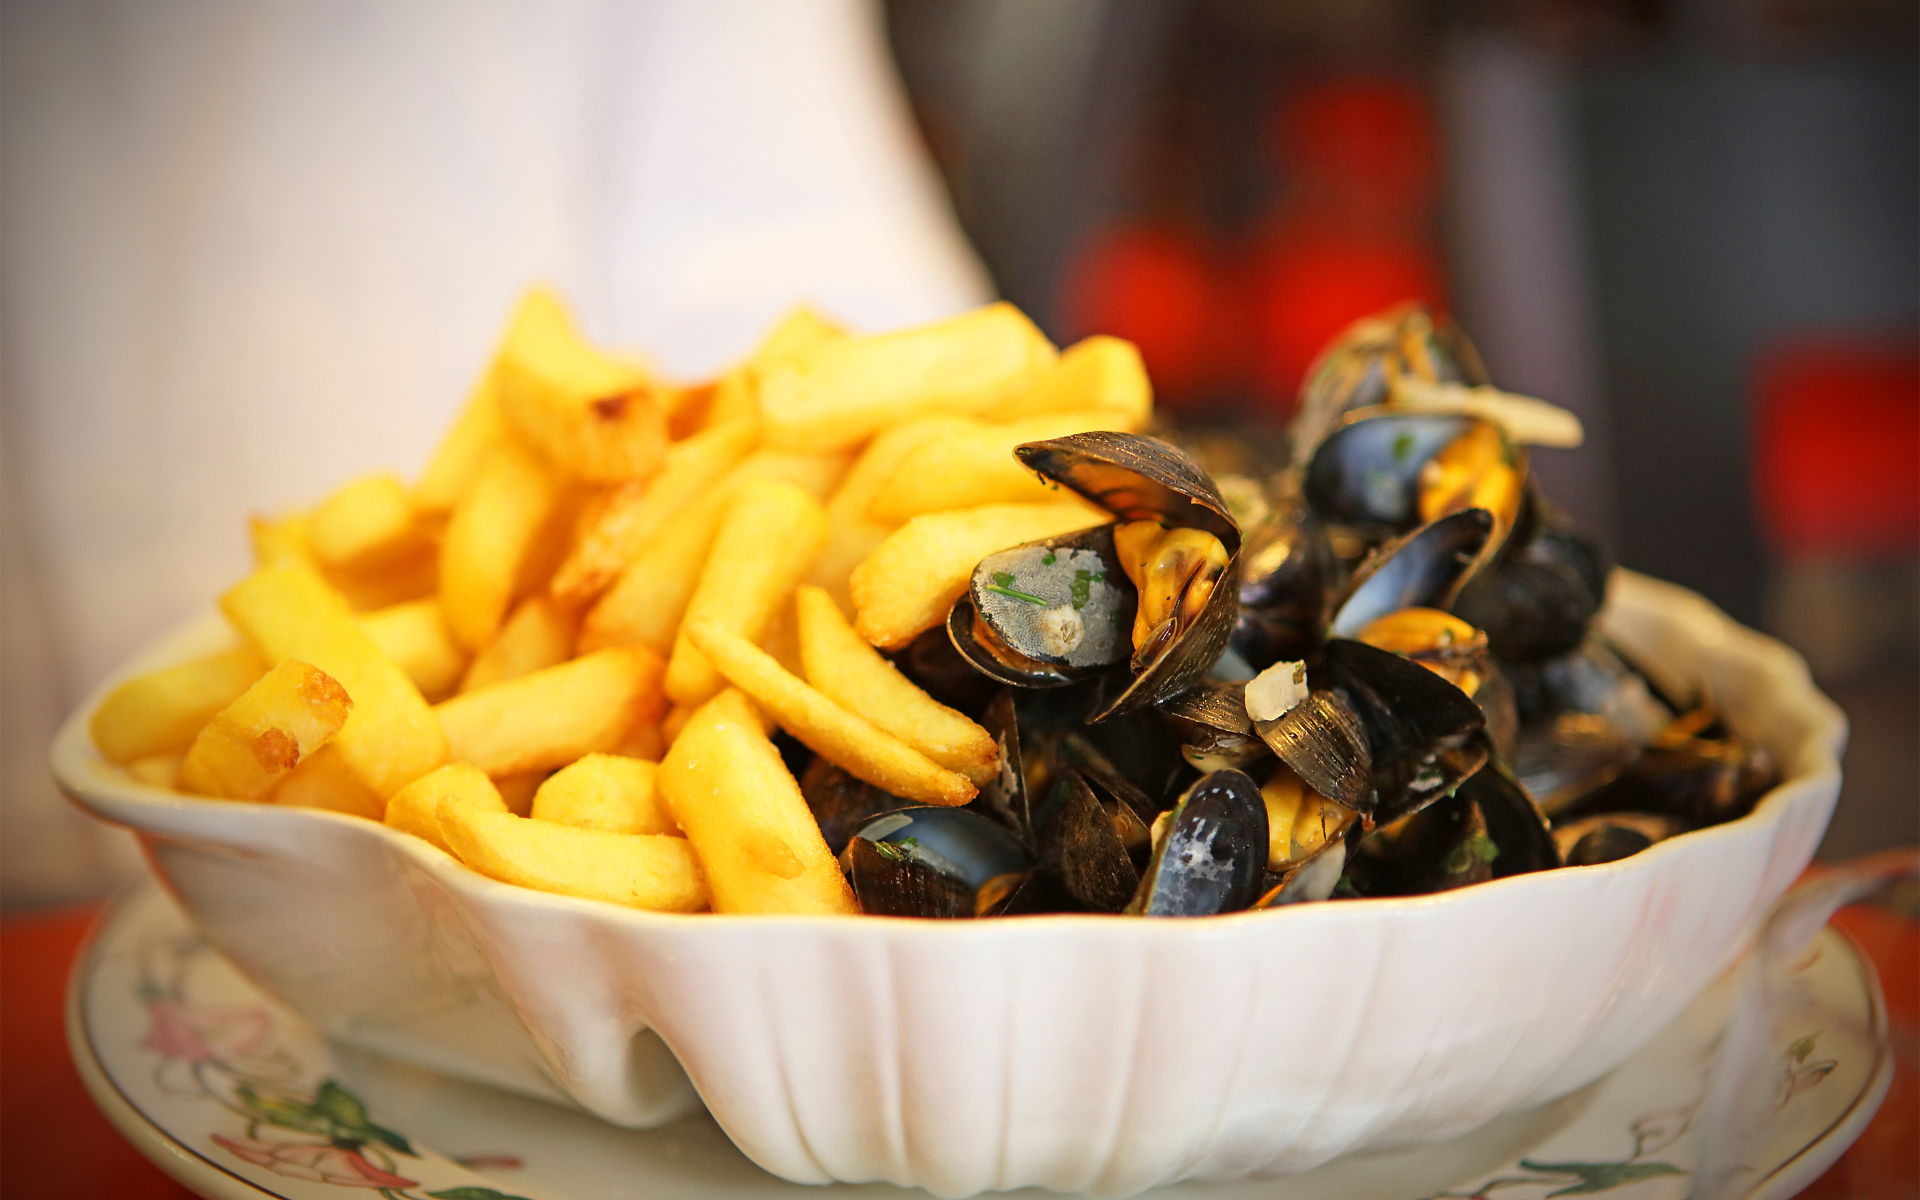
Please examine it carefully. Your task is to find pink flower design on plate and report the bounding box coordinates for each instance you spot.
[211,1134,418,1189]
[142,998,271,1064]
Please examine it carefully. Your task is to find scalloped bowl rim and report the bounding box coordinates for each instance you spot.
[52,568,1847,939]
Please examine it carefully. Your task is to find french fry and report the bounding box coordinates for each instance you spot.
[250,511,315,570]
[439,802,708,912]
[91,645,266,764]
[126,754,183,789]
[549,417,756,608]
[849,502,1110,649]
[325,542,440,612]
[658,689,857,915]
[758,302,1056,451]
[307,473,423,571]
[222,565,448,798]
[577,489,730,654]
[532,754,674,835]
[664,480,828,708]
[383,762,507,854]
[685,618,975,806]
[354,598,467,702]
[269,743,384,819]
[178,660,353,799]
[865,411,1135,524]
[615,721,665,762]
[794,586,997,784]
[493,769,545,817]
[414,375,508,513]
[435,645,664,777]
[460,595,575,693]
[492,289,670,484]
[697,304,849,436]
[977,334,1153,426]
[805,414,975,613]
[440,439,562,651]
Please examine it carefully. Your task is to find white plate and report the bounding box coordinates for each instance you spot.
[72,875,1889,1200]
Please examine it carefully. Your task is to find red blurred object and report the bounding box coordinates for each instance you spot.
[1753,336,1920,557]
[1268,75,1440,216]
[1061,222,1225,404]
[1245,226,1445,408]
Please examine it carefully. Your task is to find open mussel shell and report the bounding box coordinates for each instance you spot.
[1450,556,1597,664]
[1288,304,1490,467]
[1033,772,1140,912]
[955,523,1135,687]
[1125,769,1269,917]
[1252,690,1371,810]
[1254,841,1349,907]
[1301,410,1474,528]
[1553,812,1684,866]
[1232,500,1332,671]
[843,805,1035,918]
[1513,712,1641,818]
[1458,762,1560,876]
[1353,788,1497,895]
[1014,432,1244,721]
[802,757,909,855]
[1509,635,1677,740]
[1329,508,1495,638]
[1159,679,1270,774]
[1319,638,1488,823]
[972,689,1035,845]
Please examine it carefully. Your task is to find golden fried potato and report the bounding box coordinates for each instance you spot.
[794,586,997,784]
[307,473,422,571]
[324,541,441,613]
[383,762,507,854]
[269,743,383,819]
[440,801,708,912]
[977,334,1152,426]
[698,304,850,436]
[532,754,674,835]
[91,644,266,764]
[125,754,182,789]
[577,488,730,654]
[664,479,828,708]
[492,768,545,817]
[250,510,315,570]
[849,501,1110,649]
[222,565,448,799]
[460,595,575,693]
[492,290,670,484]
[178,660,353,800]
[414,375,508,513]
[758,303,1057,451]
[354,598,467,702]
[658,689,856,914]
[685,618,974,806]
[435,645,664,777]
[804,414,975,613]
[440,439,562,651]
[865,411,1138,523]
[549,417,756,608]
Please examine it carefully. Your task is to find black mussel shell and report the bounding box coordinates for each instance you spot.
[1509,635,1677,738]
[958,524,1136,684]
[1125,769,1269,917]
[1513,712,1640,818]
[1252,690,1372,810]
[1232,503,1331,670]
[1014,432,1245,720]
[1553,812,1684,866]
[1330,508,1495,638]
[1034,773,1140,913]
[1451,557,1595,664]
[847,805,1034,893]
[897,624,998,715]
[1476,662,1520,764]
[1159,679,1270,774]
[1571,734,1774,828]
[1067,711,1194,814]
[1288,304,1489,467]
[1320,638,1488,822]
[972,689,1034,844]
[1357,789,1496,895]
[845,839,974,918]
[803,757,908,855]
[1459,761,1560,876]
[1529,526,1614,605]
[1301,410,1474,529]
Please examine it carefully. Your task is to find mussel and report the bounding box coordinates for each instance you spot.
[842,806,1034,918]
[951,432,1245,720]
[1126,769,1269,916]
[1289,304,1490,468]
[949,524,1136,688]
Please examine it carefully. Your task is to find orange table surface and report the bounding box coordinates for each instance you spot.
[4,883,1915,1199]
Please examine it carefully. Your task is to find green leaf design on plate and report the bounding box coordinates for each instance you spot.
[1790,1034,1817,1063]
[428,1189,539,1200]
[236,1084,329,1137]
[310,1079,416,1155]
[1519,1158,1686,1196]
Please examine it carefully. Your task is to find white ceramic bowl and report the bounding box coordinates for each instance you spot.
[54,570,1844,1198]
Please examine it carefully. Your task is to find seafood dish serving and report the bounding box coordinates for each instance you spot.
[82,294,1775,922]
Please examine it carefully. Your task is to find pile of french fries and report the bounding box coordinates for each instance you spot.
[90,290,1149,915]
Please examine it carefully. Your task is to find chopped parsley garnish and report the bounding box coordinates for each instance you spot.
[1069,569,1093,610]
[1041,552,1057,565]
[983,578,1048,605]
[1392,432,1415,462]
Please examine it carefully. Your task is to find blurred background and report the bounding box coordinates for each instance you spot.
[882,0,1918,863]
[0,0,1913,911]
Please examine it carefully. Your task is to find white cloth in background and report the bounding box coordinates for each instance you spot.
[0,0,989,906]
